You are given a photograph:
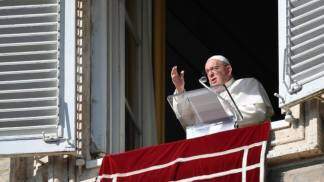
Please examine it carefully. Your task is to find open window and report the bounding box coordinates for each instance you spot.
[90,0,156,154]
[278,0,324,108]
[0,0,76,156]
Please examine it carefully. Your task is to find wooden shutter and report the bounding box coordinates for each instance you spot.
[0,0,76,156]
[278,0,324,108]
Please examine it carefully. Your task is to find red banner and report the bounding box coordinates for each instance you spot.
[98,121,270,182]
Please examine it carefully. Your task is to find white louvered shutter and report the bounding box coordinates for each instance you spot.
[278,0,324,108]
[0,0,76,156]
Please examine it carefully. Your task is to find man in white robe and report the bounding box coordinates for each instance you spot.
[171,55,273,129]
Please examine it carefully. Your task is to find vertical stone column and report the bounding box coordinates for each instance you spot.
[10,157,34,182]
[0,158,10,182]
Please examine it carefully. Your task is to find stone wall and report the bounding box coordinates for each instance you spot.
[267,99,324,181]
[0,158,9,182]
[268,156,324,182]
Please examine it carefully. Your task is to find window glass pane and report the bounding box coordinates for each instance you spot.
[125,0,141,150]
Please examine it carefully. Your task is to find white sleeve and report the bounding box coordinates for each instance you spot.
[172,90,195,127]
[233,78,274,127]
[238,103,267,127]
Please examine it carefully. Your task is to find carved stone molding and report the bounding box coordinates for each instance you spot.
[267,100,324,166]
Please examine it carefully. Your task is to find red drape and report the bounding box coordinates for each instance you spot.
[98,121,270,182]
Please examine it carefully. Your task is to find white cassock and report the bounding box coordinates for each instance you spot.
[221,78,274,127]
[172,77,274,137]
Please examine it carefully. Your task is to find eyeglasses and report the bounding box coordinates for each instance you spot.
[205,65,223,75]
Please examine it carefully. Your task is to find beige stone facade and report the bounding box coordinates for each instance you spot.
[267,99,324,181]
[0,158,9,182]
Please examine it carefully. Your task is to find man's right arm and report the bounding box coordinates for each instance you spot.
[171,66,185,93]
[170,66,195,127]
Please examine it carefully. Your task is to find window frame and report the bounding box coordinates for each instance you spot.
[90,0,126,153]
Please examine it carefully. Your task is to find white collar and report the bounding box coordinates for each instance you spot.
[225,78,235,88]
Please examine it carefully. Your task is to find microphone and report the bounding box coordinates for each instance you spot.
[198,76,209,89]
[199,75,208,83]
[199,76,223,95]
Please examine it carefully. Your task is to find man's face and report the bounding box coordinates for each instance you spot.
[205,59,232,86]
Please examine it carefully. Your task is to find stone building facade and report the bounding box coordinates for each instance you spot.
[0,0,323,181]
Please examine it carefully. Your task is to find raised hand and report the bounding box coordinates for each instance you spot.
[171,66,185,93]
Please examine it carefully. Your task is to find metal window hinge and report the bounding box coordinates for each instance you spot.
[42,121,64,143]
[42,132,63,143]
[288,82,302,94]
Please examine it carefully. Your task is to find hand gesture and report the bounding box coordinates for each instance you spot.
[171,66,185,93]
